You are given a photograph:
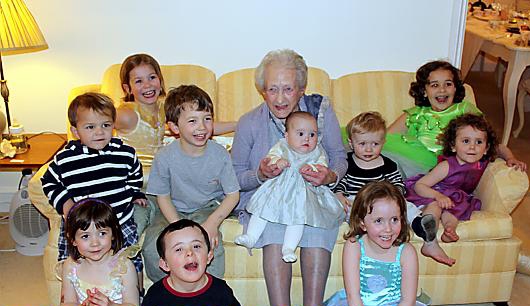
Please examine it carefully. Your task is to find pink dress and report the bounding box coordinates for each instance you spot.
[405,156,488,221]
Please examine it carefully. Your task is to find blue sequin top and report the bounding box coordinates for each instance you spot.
[359,237,404,306]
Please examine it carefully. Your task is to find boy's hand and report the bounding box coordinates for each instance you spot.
[62,199,75,218]
[202,220,220,250]
[435,195,453,209]
[505,158,527,172]
[335,193,351,214]
[133,198,148,207]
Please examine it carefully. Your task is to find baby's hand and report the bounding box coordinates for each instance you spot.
[435,195,453,209]
[505,158,527,172]
[133,198,148,207]
[275,158,290,170]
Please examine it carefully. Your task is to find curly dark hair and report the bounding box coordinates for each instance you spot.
[439,113,498,161]
[344,181,410,246]
[409,60,466,107]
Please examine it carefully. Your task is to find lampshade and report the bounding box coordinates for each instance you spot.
[0,0,48,55]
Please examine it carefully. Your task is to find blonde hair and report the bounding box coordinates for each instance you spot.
[346,111,386,139]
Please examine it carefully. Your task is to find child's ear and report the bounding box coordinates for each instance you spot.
[70,126,80,140]
[206,249,214,265]
[167,121,179,135]
[159,258,170,273]
[359,220,367,232]
[347,139,353,150]
[122,84,131,94]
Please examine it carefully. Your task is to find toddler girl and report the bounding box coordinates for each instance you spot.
[61,199,139,306]
[325,181,419,306]
[235,111,345,262]
[405,114,498,255]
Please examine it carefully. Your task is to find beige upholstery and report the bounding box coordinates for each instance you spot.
[331,71,477,127]
[29,66,528,305]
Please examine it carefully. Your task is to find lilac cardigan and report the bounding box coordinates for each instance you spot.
[231,95,347,211]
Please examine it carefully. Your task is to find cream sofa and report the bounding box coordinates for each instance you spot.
[29,64,528,305]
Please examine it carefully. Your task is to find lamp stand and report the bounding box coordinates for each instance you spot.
[0,52,11,130]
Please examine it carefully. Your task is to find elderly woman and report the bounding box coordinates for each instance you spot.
[231,49,347,305]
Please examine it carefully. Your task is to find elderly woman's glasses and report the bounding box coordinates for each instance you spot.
[266,86,296,96]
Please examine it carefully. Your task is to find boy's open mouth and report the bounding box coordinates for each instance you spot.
[184,262,199,271]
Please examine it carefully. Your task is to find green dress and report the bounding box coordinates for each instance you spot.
[383,101,481,178]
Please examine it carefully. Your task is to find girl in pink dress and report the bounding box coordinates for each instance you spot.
[405,114,498,255]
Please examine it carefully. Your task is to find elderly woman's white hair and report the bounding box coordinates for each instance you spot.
[254,49,308,93]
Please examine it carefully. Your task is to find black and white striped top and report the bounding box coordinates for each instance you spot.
[333,153,405,196]
[41,138,145,224]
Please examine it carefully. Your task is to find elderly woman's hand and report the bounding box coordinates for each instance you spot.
[300,164,337,186]
[258,157,284,182]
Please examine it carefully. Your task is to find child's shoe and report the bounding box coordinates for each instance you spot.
[411,214,437,242]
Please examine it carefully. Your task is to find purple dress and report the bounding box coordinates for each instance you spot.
[405,156,488,221]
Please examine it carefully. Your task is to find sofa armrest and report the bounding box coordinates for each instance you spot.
[29,162,61,225]
[475,158,529,214]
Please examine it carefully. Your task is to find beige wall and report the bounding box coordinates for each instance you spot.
[0,0,467,135]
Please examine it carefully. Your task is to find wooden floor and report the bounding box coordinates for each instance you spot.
[0,69,529,305]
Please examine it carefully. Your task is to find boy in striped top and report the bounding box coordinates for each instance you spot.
[334,112,452,265]
[41,93,147,274]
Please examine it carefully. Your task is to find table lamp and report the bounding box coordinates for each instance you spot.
[0,0,48,131]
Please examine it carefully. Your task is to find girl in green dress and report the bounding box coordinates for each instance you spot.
[383,60,526,178]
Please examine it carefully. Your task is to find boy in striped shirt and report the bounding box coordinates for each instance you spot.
[41,93,146,274]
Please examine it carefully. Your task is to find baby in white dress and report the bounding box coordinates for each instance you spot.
[235,111,345,262]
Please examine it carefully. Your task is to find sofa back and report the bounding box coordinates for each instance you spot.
[66,64,476,138]
[331,71,477,126]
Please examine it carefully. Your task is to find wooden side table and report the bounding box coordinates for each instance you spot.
[0,133,67,171]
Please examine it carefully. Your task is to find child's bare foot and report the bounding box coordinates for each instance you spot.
[441,227,459,242]
[421,241,456,266]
